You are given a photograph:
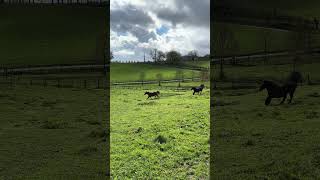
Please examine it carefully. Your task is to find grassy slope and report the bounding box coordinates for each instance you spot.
[111,84,209,179]
[0,86,107,179]
[182,60,210,68]
[212,62,320,82]
[213,0,320,56]
[0,5,107,66]
[213,23,297,55]
[218,0,320,18]
[111,63,201,82]
[212,85,320,179]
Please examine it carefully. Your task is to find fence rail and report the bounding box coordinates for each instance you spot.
[0,76,108,89]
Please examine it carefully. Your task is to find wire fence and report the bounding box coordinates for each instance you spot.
[0,76,108,89]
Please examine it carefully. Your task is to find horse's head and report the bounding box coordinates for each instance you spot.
[144,91,149,95]
[191,87,195,90]
[259,81,267,91]
[156,91,160,95]
[200,84,205,88]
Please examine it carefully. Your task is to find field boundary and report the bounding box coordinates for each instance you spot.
[211,47,320,65]
[112,78,202,86]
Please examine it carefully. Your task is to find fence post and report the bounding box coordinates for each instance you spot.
[10,77,13,88]
[43,79,47,87]
[307,74,311,85]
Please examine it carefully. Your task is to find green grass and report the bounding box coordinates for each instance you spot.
[223,0,320,19]
[0,85,107,179]
[183,60,210,68]
[111,63,201,82]
[0,5,107,66]
[111,83,209,179]
[212,84,320,179]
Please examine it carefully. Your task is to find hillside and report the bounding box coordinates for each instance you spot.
[0,5,107,67]
[111,63,202,82]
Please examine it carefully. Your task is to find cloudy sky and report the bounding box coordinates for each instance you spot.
[111,0,210,62]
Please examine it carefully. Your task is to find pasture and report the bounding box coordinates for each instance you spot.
[0,85,107,179]
[110,63,202,82]
[212,83,320,179]
[0,5,107,66]
[110,82,210,179]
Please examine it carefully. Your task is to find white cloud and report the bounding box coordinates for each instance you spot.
[111,0,210,62]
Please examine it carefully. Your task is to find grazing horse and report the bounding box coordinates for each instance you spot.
[259,72,302,105]
[144,91,160,99]
[191,84,205,95]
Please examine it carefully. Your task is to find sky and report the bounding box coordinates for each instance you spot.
[111,0,210,62]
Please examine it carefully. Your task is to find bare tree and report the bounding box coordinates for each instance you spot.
[188,50,198,61]
[263,30,271,64]
[214,25,237,79]
[110,51,114,60]
[292,30,305,71]
[157,51,166,62]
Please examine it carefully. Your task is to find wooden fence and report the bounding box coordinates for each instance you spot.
[0,76,108,89]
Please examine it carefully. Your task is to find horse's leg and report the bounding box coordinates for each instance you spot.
[289,87,296,104]
[193,91,195,95]
[280,93,287,104]
[265,96,272,105]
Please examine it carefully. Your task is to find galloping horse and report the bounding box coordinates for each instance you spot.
[259,72,302,105]
[191,84,205,95]
[144,91,160,99]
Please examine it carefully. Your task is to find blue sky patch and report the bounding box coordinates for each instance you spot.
[156,25,169,35]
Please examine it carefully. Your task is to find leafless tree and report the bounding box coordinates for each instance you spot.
[263,30,271,64]
[188,50,198,61]
[214,25,237,79]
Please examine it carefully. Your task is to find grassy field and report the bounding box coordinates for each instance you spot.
[0,5,107,66]
[0,85,107,179]
[219,0,320,19]
[110,82,210,179]
[183,60,210,68]
[111,63,202,82]
[212,84,320,179]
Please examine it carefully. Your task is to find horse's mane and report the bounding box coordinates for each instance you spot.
[287,71,302,83]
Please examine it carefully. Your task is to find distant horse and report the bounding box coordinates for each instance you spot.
[259,72,302,105]
[144,91,160,99]
[191,84,205,95]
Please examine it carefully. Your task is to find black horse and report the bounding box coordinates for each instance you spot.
[191,84,205,95]
[144,91,160,99]
[259,72,302,105]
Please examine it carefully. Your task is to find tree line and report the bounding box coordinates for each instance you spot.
[110,49,210,64]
